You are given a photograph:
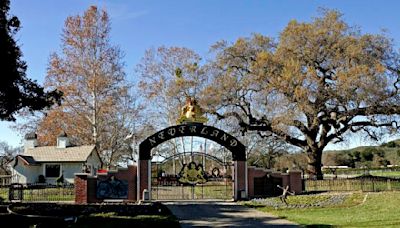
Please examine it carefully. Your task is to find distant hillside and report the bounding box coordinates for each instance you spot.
[325,139,400,153]
[323,139,400,167]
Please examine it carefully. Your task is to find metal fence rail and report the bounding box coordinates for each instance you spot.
[0,175,12,186]
[304,178,400,192]
[0,183,75,202]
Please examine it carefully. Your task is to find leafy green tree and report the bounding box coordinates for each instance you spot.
[382,141,397,148]
[361,150,374,162]
[351,151,361,163]
[205,10,400,179]
[0,0,61,121]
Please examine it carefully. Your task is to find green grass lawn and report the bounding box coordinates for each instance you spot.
[247,192,400,227]
[370,171,400,178]
[0,187,75,202]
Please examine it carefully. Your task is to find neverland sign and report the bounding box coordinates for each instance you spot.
[139,123,246,161]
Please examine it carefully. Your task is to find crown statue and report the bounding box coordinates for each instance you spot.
[177,96,208,124]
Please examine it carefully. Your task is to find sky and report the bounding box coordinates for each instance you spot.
[2,0,400,149]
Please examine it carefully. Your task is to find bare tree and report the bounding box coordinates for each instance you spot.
[18,6,140,166]
[0,141,21,175]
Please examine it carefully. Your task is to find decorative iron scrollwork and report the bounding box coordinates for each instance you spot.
[178,161,207,185]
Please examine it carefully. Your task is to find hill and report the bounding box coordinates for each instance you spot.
[323,139,400,167]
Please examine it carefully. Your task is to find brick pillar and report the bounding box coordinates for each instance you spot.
[289,171,302,194]
[234,160,247,200]
[128,165,137,201]
[138,160,150,200]
[75,173,89,204]
[247,167,255,199]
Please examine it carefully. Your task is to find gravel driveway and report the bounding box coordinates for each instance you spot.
[165,201,299,227]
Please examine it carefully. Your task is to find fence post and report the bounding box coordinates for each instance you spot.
[372,179,375,192]
[346,179,350,191]
[361,178,364,192]
[387,179,391,191]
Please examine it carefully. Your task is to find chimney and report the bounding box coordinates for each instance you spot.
[24,132,38,152]
[57,131,70,148]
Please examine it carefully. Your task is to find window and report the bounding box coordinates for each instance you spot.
[45,164,61,178]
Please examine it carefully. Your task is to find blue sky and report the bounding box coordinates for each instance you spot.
[2,0,400,149]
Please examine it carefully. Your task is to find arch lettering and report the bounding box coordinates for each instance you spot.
[139,123,246,161]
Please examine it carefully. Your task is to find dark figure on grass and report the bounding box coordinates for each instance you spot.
[277,185,295,206]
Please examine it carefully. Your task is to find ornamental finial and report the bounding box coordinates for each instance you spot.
[177,96,208,124]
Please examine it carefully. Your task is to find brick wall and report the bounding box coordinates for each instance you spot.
[74,165,137,204]
[247,167,303,199]
[247,167,283,197]
[289,171,302,194]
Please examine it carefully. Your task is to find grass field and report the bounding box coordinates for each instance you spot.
[370,171,400,178]
[246,192,400,227]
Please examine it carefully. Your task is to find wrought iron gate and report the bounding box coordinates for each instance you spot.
[151,154,233,200]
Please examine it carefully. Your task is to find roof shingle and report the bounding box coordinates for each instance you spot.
[24,145,96,162]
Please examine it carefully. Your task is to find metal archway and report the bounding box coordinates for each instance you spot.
[156,151,227,165]
[139,123,245,161]
[138,123,247,201]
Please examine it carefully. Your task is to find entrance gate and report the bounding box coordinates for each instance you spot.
[138,123,247,201]
[151,152,233,200]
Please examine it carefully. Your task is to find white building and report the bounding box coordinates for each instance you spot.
[10,132,102,184]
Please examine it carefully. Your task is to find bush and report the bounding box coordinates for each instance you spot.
[382,141,397,148]
[38,175,46,183]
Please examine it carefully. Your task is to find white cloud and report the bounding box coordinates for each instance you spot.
[112,9,148,21]
[95,1,148,22]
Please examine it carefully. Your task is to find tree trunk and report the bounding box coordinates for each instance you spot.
[91,91,98,147]
[306,148,324,180]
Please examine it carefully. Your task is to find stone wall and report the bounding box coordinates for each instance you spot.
[75,165,137,204]
[247,166,302,199]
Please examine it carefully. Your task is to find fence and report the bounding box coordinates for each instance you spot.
[0,183,75,202]
[304,177,400,192]
[0,175,12,186]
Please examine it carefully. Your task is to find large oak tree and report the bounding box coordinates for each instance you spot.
[204,10,400,179]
